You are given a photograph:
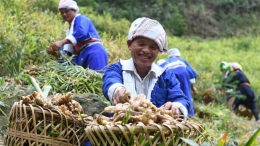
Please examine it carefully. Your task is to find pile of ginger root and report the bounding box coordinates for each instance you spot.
[21,91,93,122]
[95,94,184,126]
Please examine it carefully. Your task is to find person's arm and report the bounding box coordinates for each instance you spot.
[223,72,239,89]
[70,16,101,44]
[191,83,198,95]
[179,58,197,79]
[46,38,69,58]
[50,16,92,55]
[181,59,198,94]
[102,62,128,104]
[69,16,92,43]
[161,71,190,117]
[52,15,93,50]
[51,39,71,50]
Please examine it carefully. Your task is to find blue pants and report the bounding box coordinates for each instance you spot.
[72,43,108,70]
[84,141,91,146]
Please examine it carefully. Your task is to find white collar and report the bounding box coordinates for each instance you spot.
[119,58,165,77]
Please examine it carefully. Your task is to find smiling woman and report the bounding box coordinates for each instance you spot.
[102,17,193,118]
[46,0,108,71]
[128,37,160,77]
[59,8,76,23]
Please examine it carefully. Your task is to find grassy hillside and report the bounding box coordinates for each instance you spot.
[159,36,260,94]
[91,0,260,38]
[0,0,260,145]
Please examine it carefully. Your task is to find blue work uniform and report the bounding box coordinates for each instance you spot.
[102,59,190,111]
[160,60,194,117]
[62,14,108,70]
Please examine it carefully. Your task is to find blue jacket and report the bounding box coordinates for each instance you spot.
[164,57,197,80]
[160,60,194,116]
[102,61,191,112]
[62,14,108,70]
[71,15,101,41]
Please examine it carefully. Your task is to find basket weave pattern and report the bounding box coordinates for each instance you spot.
[4,101,88,146]
[85,122,204,146]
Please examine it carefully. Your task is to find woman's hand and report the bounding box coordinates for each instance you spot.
[51,40,65,50]
[51,38,71,50]
[192,87,198,95]
[113,87,131,105]
[46,46,60,59]
[191,84,198,95]
[46,46,53,54]
[161,102,180,118]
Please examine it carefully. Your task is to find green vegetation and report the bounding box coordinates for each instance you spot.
[1,0,260,145]
[91,0,260,38]
[0,0,129,77]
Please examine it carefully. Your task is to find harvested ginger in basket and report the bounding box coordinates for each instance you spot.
[94,94,184,126]
[20,91,92,122]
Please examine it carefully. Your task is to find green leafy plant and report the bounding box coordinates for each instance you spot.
[245,128,260,146]
[121,109,130,125]
[0,101,8,116]
[218,121,229,146]
[2,1,260,145]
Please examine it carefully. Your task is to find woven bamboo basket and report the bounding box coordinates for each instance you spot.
[4,101,88,146]
[85,121,205,146]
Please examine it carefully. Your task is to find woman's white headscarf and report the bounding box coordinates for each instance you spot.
[128,17,168,52]
[168,48,181,58]
[58,0,79,13]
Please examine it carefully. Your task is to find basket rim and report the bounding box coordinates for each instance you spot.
[11,101,84,124]
[85,122,204,133]
[85,122,205,146]
[5,101,88,146]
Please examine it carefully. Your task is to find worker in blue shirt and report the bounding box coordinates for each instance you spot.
[46,0,108,71]
[102,17,191,118]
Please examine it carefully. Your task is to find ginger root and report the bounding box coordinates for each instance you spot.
[95,94,183,126]
[21,92,88,121]
[21,96,33,105]
[35,94,45,106]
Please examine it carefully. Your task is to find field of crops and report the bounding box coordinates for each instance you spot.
[1,0,260,145]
